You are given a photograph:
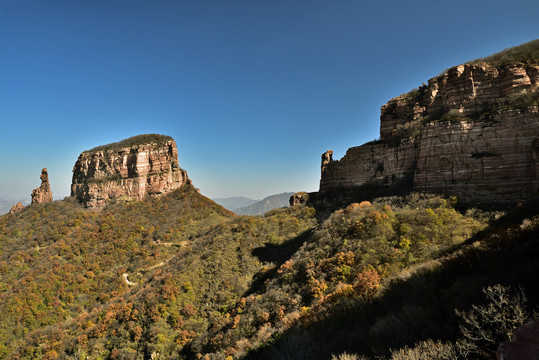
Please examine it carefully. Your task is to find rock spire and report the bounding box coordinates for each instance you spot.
[31,168,53,204]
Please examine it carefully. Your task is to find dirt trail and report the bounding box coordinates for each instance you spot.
[122,273,137,286]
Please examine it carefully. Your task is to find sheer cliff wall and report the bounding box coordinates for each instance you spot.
[320,62,539,205]
[71,135,190,209]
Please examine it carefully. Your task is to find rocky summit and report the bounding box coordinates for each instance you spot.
[71,134,190,209]
[319,41,539,206]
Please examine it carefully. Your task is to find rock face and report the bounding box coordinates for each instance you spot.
[31,168,53,204]
[320,54,539,205]
[9,202,24,214]
[379,63,539,139]
[71,134,190,209]
[497,320,539,360]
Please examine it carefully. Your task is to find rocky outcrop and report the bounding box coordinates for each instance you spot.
[71,134,190,209]
[31,168,53,204]
[319,47,539,205]
[289,192,309,206]
[497,320,539,360]
[9,202,24,214]
[320,139,417,190]
[413,109,539,204]
[380,63,539,139]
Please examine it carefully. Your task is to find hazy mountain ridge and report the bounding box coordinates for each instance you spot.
[235,192,294,215]
[211,197,259,211]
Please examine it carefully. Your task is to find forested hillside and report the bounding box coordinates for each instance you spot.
[2,184,537,359]
[0,185,317,359]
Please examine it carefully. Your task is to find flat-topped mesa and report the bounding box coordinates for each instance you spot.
[31,168,53,204]
[71,134,190,209]
[320,40,539,205]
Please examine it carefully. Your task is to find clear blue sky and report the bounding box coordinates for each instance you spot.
[0,0,537,200]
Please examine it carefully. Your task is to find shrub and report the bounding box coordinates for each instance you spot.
[331,352,365,360]
[455,284,531,359]
[468,39,539,67]
[389,339,458,360]
[84,134,173,153]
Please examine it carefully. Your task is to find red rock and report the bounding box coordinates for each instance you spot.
[71,135,190,209]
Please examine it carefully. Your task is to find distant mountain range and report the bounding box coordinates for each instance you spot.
[211,196,259,211]
[234,192,294,215]
[0,197,30,215]
[213,192,294,215]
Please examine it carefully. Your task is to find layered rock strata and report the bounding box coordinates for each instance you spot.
[380,63,539,139]
[31,168,53,204]
[320,61,539,205]
[71,134,190,209]
[414,109,539,204]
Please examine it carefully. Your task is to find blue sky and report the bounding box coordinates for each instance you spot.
[0,0,537,200]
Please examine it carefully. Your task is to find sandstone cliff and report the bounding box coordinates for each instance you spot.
[71,134,190,209]
[319,40,539,205]
[31,168,53,204]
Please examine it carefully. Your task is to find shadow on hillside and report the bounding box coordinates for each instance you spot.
[459,197,539,248]
[311,176,414,220]
[310,177,536,222]
[246,229,314,297]
[245,201,539,360]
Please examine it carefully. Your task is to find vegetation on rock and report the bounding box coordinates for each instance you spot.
[468,39,539,66]
[85,134,174,153]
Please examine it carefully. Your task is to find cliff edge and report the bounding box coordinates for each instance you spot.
[319,40,539,206]
[71,134,190,209]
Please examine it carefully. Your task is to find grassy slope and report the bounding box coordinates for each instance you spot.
[468,38,539,66]
[84,134,174,153]
[0,185,318,359]
[2,185,537,360]
[189,194,494,359]
[0,185,231,357]
[247,201,539,360]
